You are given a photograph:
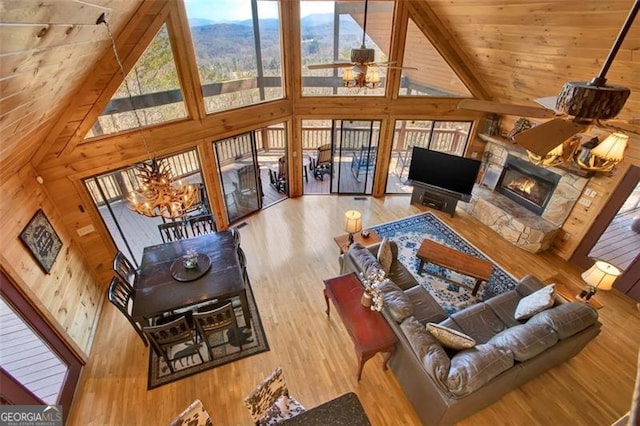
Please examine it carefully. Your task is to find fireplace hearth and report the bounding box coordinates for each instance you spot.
[496,155,561,215]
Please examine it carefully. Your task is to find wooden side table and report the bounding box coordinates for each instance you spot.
[545,274,603,309]
[323,273,397,381]
[333,230,381,254]
[416,239,493,296]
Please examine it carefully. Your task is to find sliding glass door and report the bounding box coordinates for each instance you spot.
[331,120,379,194]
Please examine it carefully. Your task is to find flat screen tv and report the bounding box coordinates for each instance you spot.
[408,147,481,196]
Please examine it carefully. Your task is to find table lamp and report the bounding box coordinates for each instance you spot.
[579,260,621,300]
[344,210,362,247]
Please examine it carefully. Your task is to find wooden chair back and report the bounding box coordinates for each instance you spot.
[193,301,242,356]
[189,214,216,236]
[113,251,137,288]
[142,314,203,373]
[158,221,188,243]
[107,276,147,346]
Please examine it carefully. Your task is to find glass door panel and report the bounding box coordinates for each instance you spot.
[332,120,379,194]
[215,132,263,223]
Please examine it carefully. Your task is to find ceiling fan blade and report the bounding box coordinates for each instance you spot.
[307,62,353,70]
[376,64,419,70]
[512,118,587,156]
[458,99,557,119]
[535,96,562,114]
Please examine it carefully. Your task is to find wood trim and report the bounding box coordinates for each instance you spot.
[0,367,42,405]
[0,270,83,422]
[385,0,409,100]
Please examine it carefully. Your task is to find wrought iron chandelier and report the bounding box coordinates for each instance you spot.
[98,14,197,220]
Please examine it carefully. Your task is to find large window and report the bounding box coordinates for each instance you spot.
[85,25,187,138]
[301,1,393,96]
[385,120,472,194]
[185,0,284,114]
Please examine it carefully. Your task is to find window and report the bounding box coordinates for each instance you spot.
[386,120,472,193]
[85,25,187,138]
[185,0,284,114]
[301,1,393,96]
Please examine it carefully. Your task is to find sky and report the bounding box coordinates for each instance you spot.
[184,0,335,22]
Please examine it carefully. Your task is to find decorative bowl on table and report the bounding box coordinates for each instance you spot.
[182,250,199,269]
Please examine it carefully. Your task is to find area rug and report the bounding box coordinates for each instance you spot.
[147,281,269,389]
[369,212,518,315]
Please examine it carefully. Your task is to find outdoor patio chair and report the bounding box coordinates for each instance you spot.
[189,214,217,236]
[113,251,137,289]
[244,367,305,425]
[269,156,287,194]
[168,399,214,426]
[193,301,242,360]
[351,145,377,181]
[107,276,148,347]
[142,313,204,374]
[158,220,189,243]
[234,165,261,206]
[311,144,332,181]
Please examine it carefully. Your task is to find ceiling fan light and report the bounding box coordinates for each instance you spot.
[342,68,355,83]
[591,132,628,161]
[366,66,380,84]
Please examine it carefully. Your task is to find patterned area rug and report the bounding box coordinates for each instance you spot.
[147,281,269,389]
[370,212,518,315]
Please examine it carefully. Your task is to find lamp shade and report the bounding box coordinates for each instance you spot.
[344,210,362,234]
[591,132,628,161]
[581,260,621,291]
[342,68,354,83]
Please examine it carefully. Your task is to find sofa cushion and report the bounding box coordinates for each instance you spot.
[348,243,382,277]
[515,275,546,297]
[377,237,393,274]
[450,303,508,344]
[427,323,476,350]
[386,263,419,291]
[405,285,448,324]
[400,317,450,389]
[487,322,558,361]
[514,284,556,320]
[485,291,522,328]
[527,302,598,340]
[447,344,514,397]
[379,279,413,323]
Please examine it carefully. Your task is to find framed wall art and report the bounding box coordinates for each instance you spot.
[19,209,63,274]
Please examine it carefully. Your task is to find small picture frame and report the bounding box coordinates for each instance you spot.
[19,209,63,274]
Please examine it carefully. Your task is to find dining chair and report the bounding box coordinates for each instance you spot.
[193,301,242,360]
[230,227,241,247]
[142,313,204,373]
[189,214,217,236]
[107,276,148,347]
[237,246,251,287]
[113,251,137,289]
[158,220,189,243]
[167,399,213,426]
[244,367,305,425]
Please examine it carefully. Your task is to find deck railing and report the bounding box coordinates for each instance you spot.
[86,126,468,205]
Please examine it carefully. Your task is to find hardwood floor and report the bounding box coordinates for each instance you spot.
[67,195,640,426]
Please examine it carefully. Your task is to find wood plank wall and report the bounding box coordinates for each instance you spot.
[0,163,102,358]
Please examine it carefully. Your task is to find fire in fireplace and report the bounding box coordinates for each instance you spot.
[496,155,561,215]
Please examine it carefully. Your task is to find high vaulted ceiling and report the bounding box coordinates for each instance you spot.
[1,0,638,181]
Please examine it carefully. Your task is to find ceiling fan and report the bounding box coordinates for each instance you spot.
[458,0,639,156]
[307,0,417,82]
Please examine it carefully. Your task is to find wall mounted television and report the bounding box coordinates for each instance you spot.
[408,147,481,196]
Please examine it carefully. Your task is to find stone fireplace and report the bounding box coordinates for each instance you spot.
[462,137,589,253]
[496,155,561,215]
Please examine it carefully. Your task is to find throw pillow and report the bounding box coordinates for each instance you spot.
[377,237,393,274]
[426,323,476,350]
[514,284,556,320]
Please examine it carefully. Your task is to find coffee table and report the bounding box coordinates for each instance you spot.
[333,230,381,254]
[416,239,493,296]
[323,273,396,381]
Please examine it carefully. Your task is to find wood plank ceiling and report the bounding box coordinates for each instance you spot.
[0,0,638,182]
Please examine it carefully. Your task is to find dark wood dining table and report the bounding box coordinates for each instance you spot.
[131,231,250,326]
